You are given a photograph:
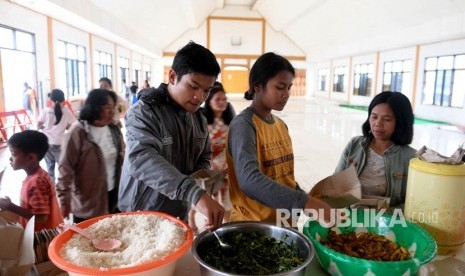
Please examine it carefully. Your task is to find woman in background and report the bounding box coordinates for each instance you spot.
[188,82,236,233]
[37,89,76,183]
[57,89,125,223]
[99,77,129,128]
[335,91,416,208]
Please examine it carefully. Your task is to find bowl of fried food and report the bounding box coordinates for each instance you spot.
[303,208,437,276]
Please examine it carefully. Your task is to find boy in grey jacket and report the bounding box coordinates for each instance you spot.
[118,41,224,230]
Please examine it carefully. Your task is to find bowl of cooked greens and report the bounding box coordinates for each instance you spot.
[303,208,437,276]
[192,221,314,276]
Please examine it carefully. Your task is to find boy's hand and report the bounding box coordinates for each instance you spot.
[195,193,224,231]
[0,196,12,210]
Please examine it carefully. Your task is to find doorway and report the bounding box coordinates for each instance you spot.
[222,66,249,94]
[1,49,36,112]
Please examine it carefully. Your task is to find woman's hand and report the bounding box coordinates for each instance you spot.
[304,196,332,223]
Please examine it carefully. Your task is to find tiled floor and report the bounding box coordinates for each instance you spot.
[0,96,464,206]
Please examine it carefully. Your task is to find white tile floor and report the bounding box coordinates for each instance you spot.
[0,96,464,209]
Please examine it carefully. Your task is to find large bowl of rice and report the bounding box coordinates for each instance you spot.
[48,211,193,276]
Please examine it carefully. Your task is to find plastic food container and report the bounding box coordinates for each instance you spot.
[404,158,465,254]
[48,211,193,276]
[303,208,437,276]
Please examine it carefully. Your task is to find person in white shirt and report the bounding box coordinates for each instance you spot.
[37,89,76,183]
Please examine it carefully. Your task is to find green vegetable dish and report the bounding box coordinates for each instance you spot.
[198,231,303,275]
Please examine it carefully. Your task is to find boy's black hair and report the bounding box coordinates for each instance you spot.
[172,41,220,82]
[8,130,49,160]
[248,52,295,98]
[79,89,117,123]
[99,77,112,89]
[362,91,414,146]
[203,85,236,125]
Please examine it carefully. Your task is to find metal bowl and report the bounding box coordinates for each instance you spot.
[192,221,314,276]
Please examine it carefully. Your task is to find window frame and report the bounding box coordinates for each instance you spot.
[353,63,374,97]
[317,68,328,92]
[94,50,113,80]
[57,40,87,97]
[382,59,411,93]
[422,54,465,108]
[333,66,346,93]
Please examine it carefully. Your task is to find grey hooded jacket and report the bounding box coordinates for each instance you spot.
[335,136,416,207]
[118,84,210,220]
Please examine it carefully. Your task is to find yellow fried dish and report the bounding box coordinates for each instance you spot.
[321,230,410,261]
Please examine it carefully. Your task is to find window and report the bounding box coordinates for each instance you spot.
[0,25,34,51]
[144,64,151,83]
[333,66,346,92]
[317,68,328,92]
[119,57,129,83]
[133,61,141,85]
[57,40,87,97]
[0,25,38,111]
[353,63,373,96]
[0,26,14,49]
[94,50,112,80]
[422,55,465,107]
[383,60,411,93]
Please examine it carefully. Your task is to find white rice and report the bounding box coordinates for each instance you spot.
[61,214,187,269]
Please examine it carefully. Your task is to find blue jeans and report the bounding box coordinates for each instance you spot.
[44,144,61,184]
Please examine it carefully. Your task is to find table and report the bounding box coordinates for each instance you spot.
[174,238,465,276]
[174,249,327,276]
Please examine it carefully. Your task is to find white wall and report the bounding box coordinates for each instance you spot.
[165,21,207,52]
[165,16,304,58]
[265,23,305,56]
[210,19,262,55]
[310,39,465,125]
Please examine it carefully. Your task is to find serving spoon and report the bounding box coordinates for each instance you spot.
[60,223,122,251]
[200,213,232,249]
[212,231,232,249]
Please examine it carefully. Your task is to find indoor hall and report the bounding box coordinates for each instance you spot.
[0,96,464,275]
[1,96,464,215]
[1,0,465,275]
